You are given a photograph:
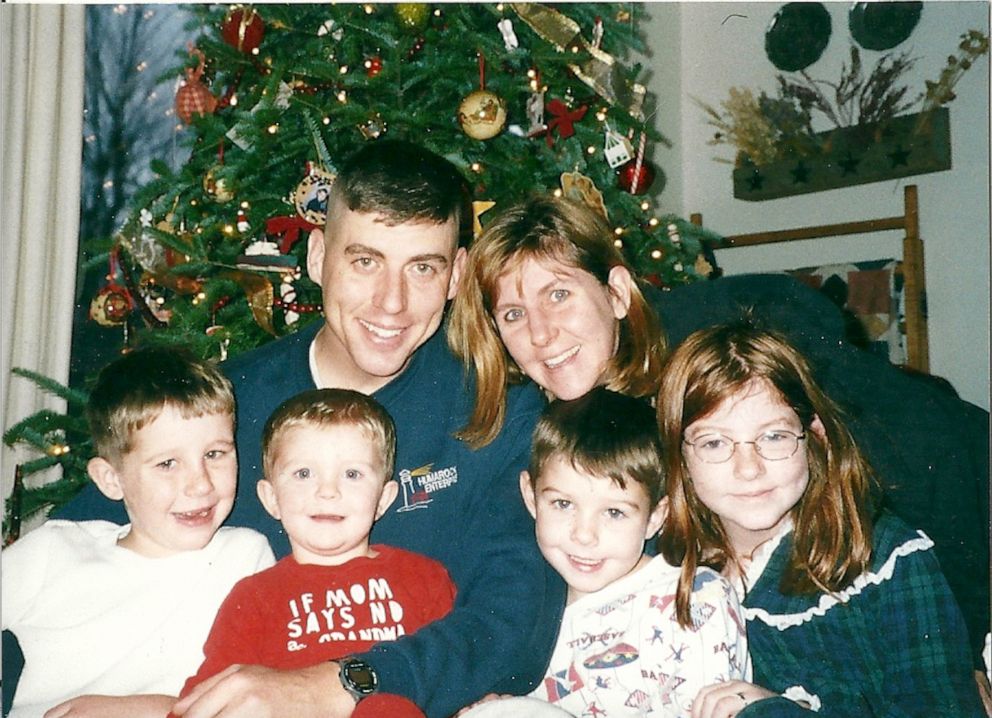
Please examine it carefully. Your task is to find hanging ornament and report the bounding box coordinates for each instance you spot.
[277,267,303,326]
[617,132,656,195]
[365,55,383,78]
[497,18,519,51]
[526,69,546,136]
[293,163,336,227]
[236,209,250,233]
[358,112,388,140]
[236,238,300,273]
[603,125,633,169]
[221,6,265,55]
[472,200,496,239]
[458,53,507,141]
[394,3,431,33]
[205,324,232,362]
[591,16,604,49]
[617,160,656,195]
[89,250,134,327]
[560,171,608,219]
[317,18,344,40]
[543,98,587,147]
[89,286,133,327]
[175,46,217,125]
[458,90,507,140]
[203,166,235,203]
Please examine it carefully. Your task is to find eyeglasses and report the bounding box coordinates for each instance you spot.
[683,430,806,464]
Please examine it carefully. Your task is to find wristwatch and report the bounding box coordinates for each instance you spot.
[338,658,379,702]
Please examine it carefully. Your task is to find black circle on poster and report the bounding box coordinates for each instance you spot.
[849,2,922,51]
[765,3,832,72]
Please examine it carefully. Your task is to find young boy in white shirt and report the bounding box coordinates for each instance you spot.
[462,388,748,718]
[2,347,273,718]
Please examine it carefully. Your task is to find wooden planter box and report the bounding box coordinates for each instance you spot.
[733,108,951,201]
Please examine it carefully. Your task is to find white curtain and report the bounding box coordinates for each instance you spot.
[1,5,85,507]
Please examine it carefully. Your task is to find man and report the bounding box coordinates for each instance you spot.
[62,141,565,718]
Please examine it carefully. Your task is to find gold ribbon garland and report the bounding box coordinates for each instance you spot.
[511,3,646,120]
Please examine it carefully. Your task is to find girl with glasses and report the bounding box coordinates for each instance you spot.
[655,321,983,718]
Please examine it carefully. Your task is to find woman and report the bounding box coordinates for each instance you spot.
[447,193,989,678]
[448,195,665,448]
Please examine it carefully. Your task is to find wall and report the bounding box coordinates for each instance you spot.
[642,1,990,409]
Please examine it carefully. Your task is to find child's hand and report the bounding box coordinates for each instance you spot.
[690,680,778,718]
[44,694,175,718]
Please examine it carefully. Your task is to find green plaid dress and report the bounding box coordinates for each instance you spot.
[739,512,985,717]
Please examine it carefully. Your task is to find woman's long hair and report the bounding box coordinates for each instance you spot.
[655,321,878,627]
[448,195,665,448]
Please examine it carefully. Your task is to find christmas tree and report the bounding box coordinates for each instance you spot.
[4,2,721,539]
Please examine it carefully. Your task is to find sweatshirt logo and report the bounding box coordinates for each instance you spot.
[397,462,458,512]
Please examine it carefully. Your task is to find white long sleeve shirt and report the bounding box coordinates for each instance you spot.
[2,520,274,718]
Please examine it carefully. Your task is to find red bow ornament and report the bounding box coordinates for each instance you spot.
[266,215,319,254]
[545,99,588,147]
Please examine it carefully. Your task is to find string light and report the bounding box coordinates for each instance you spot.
[614,227,624,236]
[323,116,331,124]
[648,217,660,227]
[337,90,348,103]
[613,239,624,249]
[640,201,650,211]
[586,146,596,155]
[651,249,663,259]
[267,124,279,134]
[223,224,235,235]
[363,4,374,13]
[553,188,563,198]
[339,65,349,74]
[470,162,482,173]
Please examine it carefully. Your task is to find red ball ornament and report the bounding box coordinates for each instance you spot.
[617,160,656,195]
[221,7,265,54]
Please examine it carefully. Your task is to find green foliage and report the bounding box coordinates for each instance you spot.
[4,371,92,538]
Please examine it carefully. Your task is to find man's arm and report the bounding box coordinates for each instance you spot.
[354,407,566,716]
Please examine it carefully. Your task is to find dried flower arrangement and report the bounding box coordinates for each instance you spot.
[699,30,989,167]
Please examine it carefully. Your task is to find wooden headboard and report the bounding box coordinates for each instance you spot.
[691,185,928,373]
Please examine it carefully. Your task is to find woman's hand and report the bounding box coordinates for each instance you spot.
[691,680,777,718]
[43,694,175,718]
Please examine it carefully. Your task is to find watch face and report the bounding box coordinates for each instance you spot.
[343,659,378,695]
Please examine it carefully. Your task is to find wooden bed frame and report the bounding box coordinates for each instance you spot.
[691,184,929,373]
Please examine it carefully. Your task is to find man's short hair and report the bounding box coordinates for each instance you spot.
[86,346,235,465]
[527,387,665,506]
[261,388,397,480]
[327,140,472,247]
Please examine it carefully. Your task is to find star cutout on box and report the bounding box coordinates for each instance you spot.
[839,152,861,176]
[888,145,911,167]
[790,161,810,184]
[745,171,765,191]
[472,200,496,238]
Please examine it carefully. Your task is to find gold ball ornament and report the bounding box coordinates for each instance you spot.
[457,89,507,141]
[203,167,235,203]
[395,3,430,33]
